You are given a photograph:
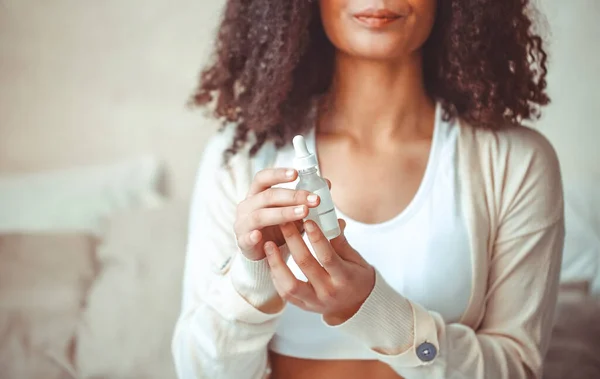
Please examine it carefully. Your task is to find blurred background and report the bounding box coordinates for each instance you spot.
[0,1,598,378]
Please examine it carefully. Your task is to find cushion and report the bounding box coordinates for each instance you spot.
[0,156,165,235]
[560,175,600,294]
[543,290,600,379]
[0,233,97,379]
[76,201,188,379]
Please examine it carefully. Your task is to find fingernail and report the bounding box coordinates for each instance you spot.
[264,243,274,255]
[307,194,318,204]
[294,206,305,215]
[305,221,316,232]
[250,231,260,244]
[285,169,295,178]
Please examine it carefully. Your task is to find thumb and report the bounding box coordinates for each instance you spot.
[330,219,365,265]
[338,218,347,233]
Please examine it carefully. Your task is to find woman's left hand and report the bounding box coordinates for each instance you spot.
[264,219,375,325]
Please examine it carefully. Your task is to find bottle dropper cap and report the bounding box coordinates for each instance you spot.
[293,135,318,170]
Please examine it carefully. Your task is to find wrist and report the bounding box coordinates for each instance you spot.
[230,251,279,309]
[323,303,363,326]
[324,267,376,325]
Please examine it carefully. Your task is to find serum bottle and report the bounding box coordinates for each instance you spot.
[292,135,341,240]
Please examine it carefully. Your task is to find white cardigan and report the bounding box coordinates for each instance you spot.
[172,120,565,379]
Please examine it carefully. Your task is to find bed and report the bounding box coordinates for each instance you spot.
[0,163,599,379]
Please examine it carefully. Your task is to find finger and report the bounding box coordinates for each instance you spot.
[265,242,317,302]
[284,295,309,310]
[330,219,366,265]
[248,168,297,197]
[284,295,321,313]
[270,279,319,313]
[246,205,309,230]
[244,188,320,211]
[236,230,264,260]
[280,222,330,289]
[294,220,305,236]
[304,220,345,278]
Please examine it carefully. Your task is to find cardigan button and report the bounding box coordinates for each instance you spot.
[416,342,437,362]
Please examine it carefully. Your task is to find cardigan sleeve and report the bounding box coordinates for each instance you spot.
[171,133,283,379]
[329,222,564,379]
[327,128,565,379]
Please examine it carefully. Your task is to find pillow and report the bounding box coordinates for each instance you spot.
[543,289,600,379]
[0,233,97,379]
[0,156,165,235]
[560,175,600,293]
[76,201,188,379]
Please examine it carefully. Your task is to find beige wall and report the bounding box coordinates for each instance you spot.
[0,0,225,200]
[537,0,600,179]
[0,0,598,201]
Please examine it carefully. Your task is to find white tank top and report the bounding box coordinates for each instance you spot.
[268,104,472,360]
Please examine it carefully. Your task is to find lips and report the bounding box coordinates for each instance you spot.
[353,8,403,28]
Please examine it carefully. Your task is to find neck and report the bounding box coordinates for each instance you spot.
[320,51,435,142]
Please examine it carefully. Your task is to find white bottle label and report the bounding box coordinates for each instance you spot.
[307,187,340,239]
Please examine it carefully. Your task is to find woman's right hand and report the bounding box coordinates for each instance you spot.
[234,168,320,261]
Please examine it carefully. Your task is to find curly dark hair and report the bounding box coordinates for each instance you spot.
[192,0,550,162]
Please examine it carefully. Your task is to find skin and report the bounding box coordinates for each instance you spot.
[233,0,437,378]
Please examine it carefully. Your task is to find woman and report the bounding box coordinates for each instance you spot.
[172,0,564,378]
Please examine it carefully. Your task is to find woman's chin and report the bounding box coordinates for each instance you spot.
[343,44,409,61]
[334,32,412,61]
